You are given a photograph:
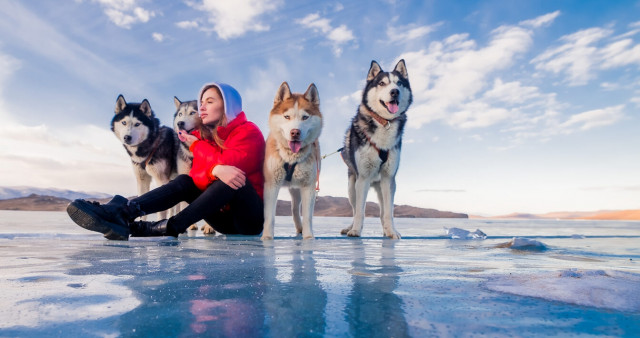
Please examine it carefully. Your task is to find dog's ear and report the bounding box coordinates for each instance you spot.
[139,99,153,117]
[304,83,320,106]
[174,96,182,109]
[393,59,408,79]
[367,61,382,81]
[115,95,127,114]
[274,82,292,104]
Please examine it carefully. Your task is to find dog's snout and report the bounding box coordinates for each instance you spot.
[123,135,132,143]
[390,88,399,98]
[177,121,185,129]
[290,129,301,140]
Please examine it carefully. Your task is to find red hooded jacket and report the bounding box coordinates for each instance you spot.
[188,112,265,199]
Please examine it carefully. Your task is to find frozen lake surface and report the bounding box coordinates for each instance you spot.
[0,210,639,337]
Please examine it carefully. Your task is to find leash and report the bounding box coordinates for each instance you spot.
[321,147,343,160]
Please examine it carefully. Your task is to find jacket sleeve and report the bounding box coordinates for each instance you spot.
[190,124,265,179]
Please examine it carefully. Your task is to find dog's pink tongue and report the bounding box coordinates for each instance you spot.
[289,141,302,153]
[387,102,399,114]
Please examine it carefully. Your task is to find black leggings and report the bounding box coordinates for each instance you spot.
[131,174,263,235]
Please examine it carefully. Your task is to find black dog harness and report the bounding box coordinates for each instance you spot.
[363,132,389,164]
[283,162,297,182]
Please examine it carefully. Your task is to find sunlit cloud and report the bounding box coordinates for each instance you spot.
[532,24,640,85]
[191,0,282,39]
[296,12,356,56]
[93,0,156,29]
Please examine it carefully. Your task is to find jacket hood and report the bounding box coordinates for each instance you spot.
[198,82,243,120]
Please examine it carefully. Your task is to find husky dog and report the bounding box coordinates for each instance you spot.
[262,82,322,240]
[112,94,179,220]
[172,97,215,235]
[340,60,412,239]
[173,97,200,176]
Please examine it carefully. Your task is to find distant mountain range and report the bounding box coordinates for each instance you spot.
[0,187,468,218]
[471,210,640,221]
[0,186,111,201]
[2,186,637,220]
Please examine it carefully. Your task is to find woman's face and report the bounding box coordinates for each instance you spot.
[200,87,225,125]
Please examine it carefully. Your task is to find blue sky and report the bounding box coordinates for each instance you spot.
[0,0,638,216]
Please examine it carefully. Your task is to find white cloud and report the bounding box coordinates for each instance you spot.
[560,105,625,132]
[519,10,560,28]
[483,79,542,104]
[386,22,440,43]
[176,20,199,29]
[151,32,164,42]
[449,103,511,129]
[0,52,21,95]
[94,0,155,29]
[532,24,640,86]
[193,0,282,39]
[401,23,534,128]
[296,12,355,56]
[0,122,136,194]
[599,39,640,69]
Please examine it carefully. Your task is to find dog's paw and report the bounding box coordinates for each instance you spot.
[346,229,361,237]
[261,235,274,241]
[201,224,215,235]
[187,224,199,231]
[340,228,351,235]
[387,232,401,240]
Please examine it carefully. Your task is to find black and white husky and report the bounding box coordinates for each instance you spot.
[340,60,412,239]
[112,95,179,220]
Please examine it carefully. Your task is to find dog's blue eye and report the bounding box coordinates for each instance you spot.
[122,121,126,125]
[134,123,140,127]
[302,116,309,120]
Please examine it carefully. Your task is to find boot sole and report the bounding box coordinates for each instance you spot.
[67,202,129,241]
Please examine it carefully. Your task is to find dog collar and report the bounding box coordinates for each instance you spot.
[363,106,393,130]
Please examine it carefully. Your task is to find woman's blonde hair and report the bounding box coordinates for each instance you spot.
[199,84,227,149]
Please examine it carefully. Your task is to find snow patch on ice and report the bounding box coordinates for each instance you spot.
[486,269,640,312]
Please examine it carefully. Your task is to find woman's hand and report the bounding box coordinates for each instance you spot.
[212,165,246,190]
[178,130,198,147]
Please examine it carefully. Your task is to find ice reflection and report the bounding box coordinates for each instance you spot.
[263,241,328,336]
[66,240,268,337]
[345,240,409,336]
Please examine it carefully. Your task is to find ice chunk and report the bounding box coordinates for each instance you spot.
[444,227,487,239]
[496,237,547,251]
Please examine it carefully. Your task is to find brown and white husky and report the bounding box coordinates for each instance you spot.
[262,82,323,240]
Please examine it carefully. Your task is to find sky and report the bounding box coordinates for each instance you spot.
[0,0,638,216]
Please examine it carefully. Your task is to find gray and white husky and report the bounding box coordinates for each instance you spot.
[172,97,215,234]
[112,94,179,220]
[173,97,199,176]
[340,60,412,239]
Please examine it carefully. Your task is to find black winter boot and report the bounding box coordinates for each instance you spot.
[130,219,180,238]
[67,195,142,240]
